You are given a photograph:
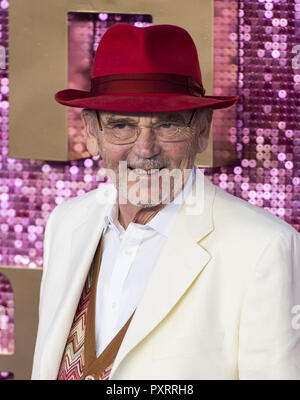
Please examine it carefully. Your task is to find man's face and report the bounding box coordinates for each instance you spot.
[84,109,211,208]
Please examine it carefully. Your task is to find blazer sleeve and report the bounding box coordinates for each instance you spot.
[38,206,57,311]
[31,206,57,379]
[238,226,300,380]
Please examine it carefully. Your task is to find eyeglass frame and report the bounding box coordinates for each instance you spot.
[95,109,197,144]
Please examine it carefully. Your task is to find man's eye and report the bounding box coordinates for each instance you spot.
[111,123,132,130]
[159,123,173,129]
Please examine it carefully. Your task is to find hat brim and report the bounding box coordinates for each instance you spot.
[55,89,239,112]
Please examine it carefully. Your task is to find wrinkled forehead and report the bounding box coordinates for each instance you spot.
[99,110,193,123]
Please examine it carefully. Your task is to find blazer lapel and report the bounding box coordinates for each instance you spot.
[39,185,115,379]
[109,169,216,379]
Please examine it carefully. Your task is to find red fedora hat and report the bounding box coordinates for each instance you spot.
[55,23,239,112]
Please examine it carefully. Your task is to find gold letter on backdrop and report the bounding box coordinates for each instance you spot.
[0,267,42,380]
[8,0,214,166]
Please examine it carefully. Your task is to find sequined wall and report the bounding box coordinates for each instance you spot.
[234,0,300,230]
[0,0,299,379]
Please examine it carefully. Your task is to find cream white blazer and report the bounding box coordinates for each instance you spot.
[31,168,300,380]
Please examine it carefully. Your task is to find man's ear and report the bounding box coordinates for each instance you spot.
[196,108,213,153]
[81,109,101,157]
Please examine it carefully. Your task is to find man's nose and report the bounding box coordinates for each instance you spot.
[132,126,161,159]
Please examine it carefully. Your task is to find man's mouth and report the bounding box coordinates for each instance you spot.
[127,166,166,176]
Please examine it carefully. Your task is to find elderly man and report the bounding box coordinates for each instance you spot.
[31,23,300,380]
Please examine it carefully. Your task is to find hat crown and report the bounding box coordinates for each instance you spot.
[92,23,202,83]
[55,23,239,112]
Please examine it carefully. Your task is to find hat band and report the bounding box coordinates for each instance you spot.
[91,73,206,97]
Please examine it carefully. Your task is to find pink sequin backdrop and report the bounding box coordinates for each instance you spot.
[0,0,299,378]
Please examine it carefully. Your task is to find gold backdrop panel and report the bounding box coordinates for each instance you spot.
[8,0,215,165]
[0,267,42,380]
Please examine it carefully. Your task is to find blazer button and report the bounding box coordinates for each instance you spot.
[85,374,95,380]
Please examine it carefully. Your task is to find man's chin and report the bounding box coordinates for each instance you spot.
[117,171,179,206]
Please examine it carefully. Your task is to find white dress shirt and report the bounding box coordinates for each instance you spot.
[95,167,196,357]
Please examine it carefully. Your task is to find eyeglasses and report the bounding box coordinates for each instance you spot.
[95,110,197,145]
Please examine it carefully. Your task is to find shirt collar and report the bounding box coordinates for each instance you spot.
[146,166,195,236]
[103,186,119,235]
[103,166,196,237]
